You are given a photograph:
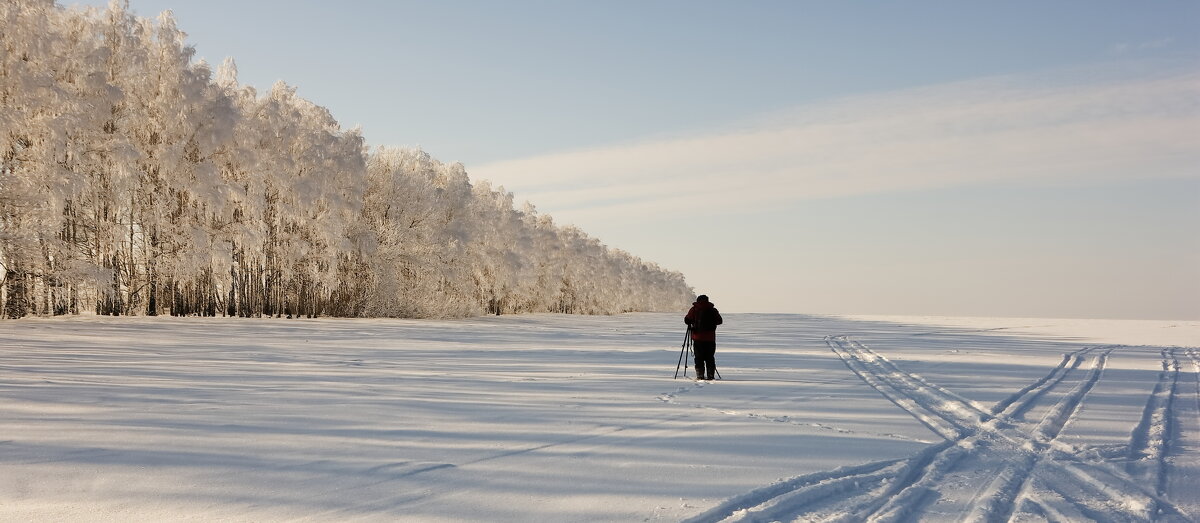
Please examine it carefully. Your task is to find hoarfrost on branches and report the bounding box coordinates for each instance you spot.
[0,1,693,318]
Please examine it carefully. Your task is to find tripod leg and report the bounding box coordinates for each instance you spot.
[675,328,690,379]
[674,344,687,379]
[686,337,694,379]
[686,338,696,376]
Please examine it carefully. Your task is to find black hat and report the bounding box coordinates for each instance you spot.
[696,295,709,302]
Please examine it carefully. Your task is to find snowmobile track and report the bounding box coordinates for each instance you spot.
[1125,347,1183,511]
[683,337,1194,523]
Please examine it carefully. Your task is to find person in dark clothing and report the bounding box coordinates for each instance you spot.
[684,295,723,380]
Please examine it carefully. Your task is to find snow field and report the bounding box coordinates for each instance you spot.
[1,313,1196,522]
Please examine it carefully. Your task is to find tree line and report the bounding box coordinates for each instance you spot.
[0,0,693,319]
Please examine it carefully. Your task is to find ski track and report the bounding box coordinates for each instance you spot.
[683,336,1196,523]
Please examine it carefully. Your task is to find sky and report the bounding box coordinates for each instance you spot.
[74,1,1200,320]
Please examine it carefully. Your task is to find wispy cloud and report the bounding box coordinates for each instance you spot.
[1112,38,1174,54]
[471,65,1199,223]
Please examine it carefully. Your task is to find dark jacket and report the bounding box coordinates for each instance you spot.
[684,301,723,342]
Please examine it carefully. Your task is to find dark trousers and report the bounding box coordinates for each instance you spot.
[693,340,716,379]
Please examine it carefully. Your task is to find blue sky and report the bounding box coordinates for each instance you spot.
[76,1,1200,319]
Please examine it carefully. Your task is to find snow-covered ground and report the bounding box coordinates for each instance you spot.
[1,313,1197,522]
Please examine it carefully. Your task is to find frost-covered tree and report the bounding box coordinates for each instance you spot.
[359,147,474,318]
[0,0,693,319]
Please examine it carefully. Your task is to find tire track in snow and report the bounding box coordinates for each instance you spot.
[830,337,1082,451]
[850,343,1189,522]
[1008,345,1196,522]
[677,458,911,523]
[990,346,1097,421]
[1187,348,1200,455]
[1022,476,1104,522]
[687,338,1192,523]
[1127,348,1181,506]
[849,340,995,424]
[832,344,1113,523]
[1023,457,1173,522]
[826,337,965,441]
[686,337,1104,522]
[966,348,1111,523]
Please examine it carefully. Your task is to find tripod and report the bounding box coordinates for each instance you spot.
[674,327,693,379]
[675,327,722,380]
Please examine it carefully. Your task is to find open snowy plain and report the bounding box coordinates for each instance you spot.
[2,313,1197,522]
